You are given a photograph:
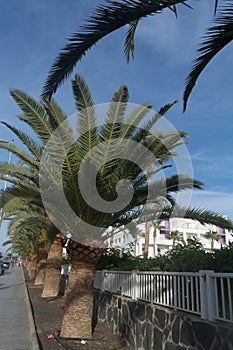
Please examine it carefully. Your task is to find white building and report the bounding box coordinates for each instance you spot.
[104,218,233,257]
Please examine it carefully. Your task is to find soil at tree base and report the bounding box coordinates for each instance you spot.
[26,278,130,350]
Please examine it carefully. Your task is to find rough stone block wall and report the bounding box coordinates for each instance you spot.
[94,290,233,350]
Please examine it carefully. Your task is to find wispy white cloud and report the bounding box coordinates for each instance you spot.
[136,2,213,66]
[191,151,233,176]
[190,190,233,219]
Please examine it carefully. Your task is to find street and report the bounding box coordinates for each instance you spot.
[0,266,31,350]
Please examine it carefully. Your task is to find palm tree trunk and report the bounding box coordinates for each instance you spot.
[134,238,137,257]
[60,240,103,339]
[41,234,67,298]
[211,238,214,251]
[23,254,30,269]
[34,239,48,286]
[28,257,37,280]
[144,164,153,259]
[172,239,175,250]
[144,221,150,258]
[109,232,114,250]
[153,228,157,257]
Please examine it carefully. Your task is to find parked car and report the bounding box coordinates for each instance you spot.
[0,261,5,276]
[3,261,10,269]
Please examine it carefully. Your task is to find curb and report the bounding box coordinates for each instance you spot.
[21,268,41,350]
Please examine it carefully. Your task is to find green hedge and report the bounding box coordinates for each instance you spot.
[96,241,233,272]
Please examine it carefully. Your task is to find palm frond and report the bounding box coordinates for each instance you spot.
[42,0,188,98]
[1,121,41,160]
[10,89,54,143]
[42,98,68,128]
[143,100,179,133]
[72,74,97,155]
[174,206,233,229]
[2,240,12,247]
[99,85,129,174]
[124,19,139,62]
[120,102,152,139]
[0,162,37,184]
[0,139,39,169]
[183,3,233,111]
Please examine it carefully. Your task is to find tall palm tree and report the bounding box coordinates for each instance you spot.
[167,229,184,249]
[203,230,221,251]
[144,164,153,259]
[1,74,232,339]
[127,223,145,257]
[0,149,65,296]
[41,75,203,338]
[1,76,189,338]
[2,223,40,279]
[152,219,165,257]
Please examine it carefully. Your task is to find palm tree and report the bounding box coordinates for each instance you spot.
[1,75,190,338]
[0,149,65,296]
[203,230,221,251]
[167,230,184,249]
[41,75,202,338]
[127,223,145,257]
[2,219,40,279]
[1,74,232,339]
[152,219,165,257]
[186,236,203,250]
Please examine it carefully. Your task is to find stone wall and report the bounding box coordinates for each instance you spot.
[94,290,233,350]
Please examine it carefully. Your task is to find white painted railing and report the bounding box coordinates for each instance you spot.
[94,270,233,324]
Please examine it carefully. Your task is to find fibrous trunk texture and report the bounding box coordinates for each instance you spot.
[28,258,37,280]
[41,234,66,298]
[60,240,103,339]
[34,240,48,286]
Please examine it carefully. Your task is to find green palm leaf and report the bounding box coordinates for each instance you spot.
[99,85,129,174]
[124,19,139,62]
[175,206,233,229]
[0,139,39,169]
[72,73,97,156]
[183,3,233,111]
[120,102,152,139]
[10,89,54,143]
[42,0,188,98]
[43,98,68,127]
[1,121,41,160]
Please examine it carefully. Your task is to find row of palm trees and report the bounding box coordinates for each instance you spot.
[167,229,222,250]
[125,220,223,257]
[1,74,232,338]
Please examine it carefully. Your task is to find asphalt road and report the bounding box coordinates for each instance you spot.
[0,266,31,350]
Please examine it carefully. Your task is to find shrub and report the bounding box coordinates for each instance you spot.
[96,240,233,272]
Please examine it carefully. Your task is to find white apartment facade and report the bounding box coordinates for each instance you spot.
[104,218,233,257]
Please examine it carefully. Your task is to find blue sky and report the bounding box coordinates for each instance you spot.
[1,0,233,251]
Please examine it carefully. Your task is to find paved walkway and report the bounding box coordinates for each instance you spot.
[0,266,35,350]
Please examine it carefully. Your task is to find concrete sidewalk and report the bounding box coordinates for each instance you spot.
[0,266,40,350]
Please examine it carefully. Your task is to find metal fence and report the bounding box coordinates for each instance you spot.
[94,270,233,324]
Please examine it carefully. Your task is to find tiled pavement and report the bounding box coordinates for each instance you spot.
[0,266,37,350]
